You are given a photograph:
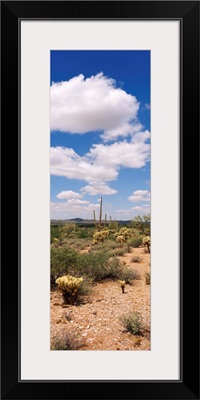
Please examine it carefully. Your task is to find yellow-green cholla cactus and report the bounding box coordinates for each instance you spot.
[115,235,125,243]
[93,230,109,244]
[56,275,83,304]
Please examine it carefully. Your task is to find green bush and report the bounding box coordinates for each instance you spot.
[119,268,140,284]
[77,251,111,281]
[51,247,79,284]
[120,312,142,335]
[110,248,125,257]
[128,237,143,248]
[77,228,90,238]
[50,226,62,243]
[51,245,140,287]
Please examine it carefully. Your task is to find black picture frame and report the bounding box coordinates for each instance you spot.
[1,1,199,399]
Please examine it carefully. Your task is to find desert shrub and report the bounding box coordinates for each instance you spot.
[143,236,151,253]
[119,268,140,284]
[145,272,150,285]
[120,312,142,335]
[56,275,84,304]
[76,228,90,239]
[128,237,143,248]
[61,223,77,237]
[111,248,125,257]
[50,226,62,243]
[106,257,124,279]
[90,242,107,252]
[51,244,140,287]
[103,240,121,250]
[77,279,92,296]
[67,238,91,251]
[51,247,79,285]
[51,331,83,350]
[77,251,111,281]
[131,256,142,263]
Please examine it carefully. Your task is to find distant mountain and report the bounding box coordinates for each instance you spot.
[69,218,84,222]
[51,218,132,225]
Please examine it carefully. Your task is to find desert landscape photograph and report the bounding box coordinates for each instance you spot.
[50,50,151,350]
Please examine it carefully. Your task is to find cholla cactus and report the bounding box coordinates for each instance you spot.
[116,235,126,243]
[56,275,83,304]
[114,228,132,242]
[143,236,150,253]
[119,228,132,241]
[118,280,126,293]
[93,230,109,244]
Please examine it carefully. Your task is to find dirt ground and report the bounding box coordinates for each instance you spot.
[50,247,150,350]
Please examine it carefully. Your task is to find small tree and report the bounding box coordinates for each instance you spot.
[131,214,150,235]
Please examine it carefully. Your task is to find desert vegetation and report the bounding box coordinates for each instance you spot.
[50,214,150,350]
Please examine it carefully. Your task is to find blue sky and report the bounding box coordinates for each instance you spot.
[50,51,150,220]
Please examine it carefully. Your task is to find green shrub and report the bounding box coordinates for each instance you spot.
[51,331,83,350]
[77,228,89,238]
[119,268,140,284]
[50,245,140,287]
[128,237,143,248]
[77,251,111,281]
[77,279,92,296]
[106,257,124,279]
[50,226,62,243]
[131,256,142,263]
[51,247,79,284]
[120,312,142,335]
[145,272,150,285]
[111,248,125,257]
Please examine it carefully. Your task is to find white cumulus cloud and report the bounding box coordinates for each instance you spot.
[87,134,150,169]
[128,190,151,203]
[67,199,89,205]
[81,182,117,196]
[56,190,83,200]
[132,204,150,214]
[50,146,118,182]
[51,72,140,141]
